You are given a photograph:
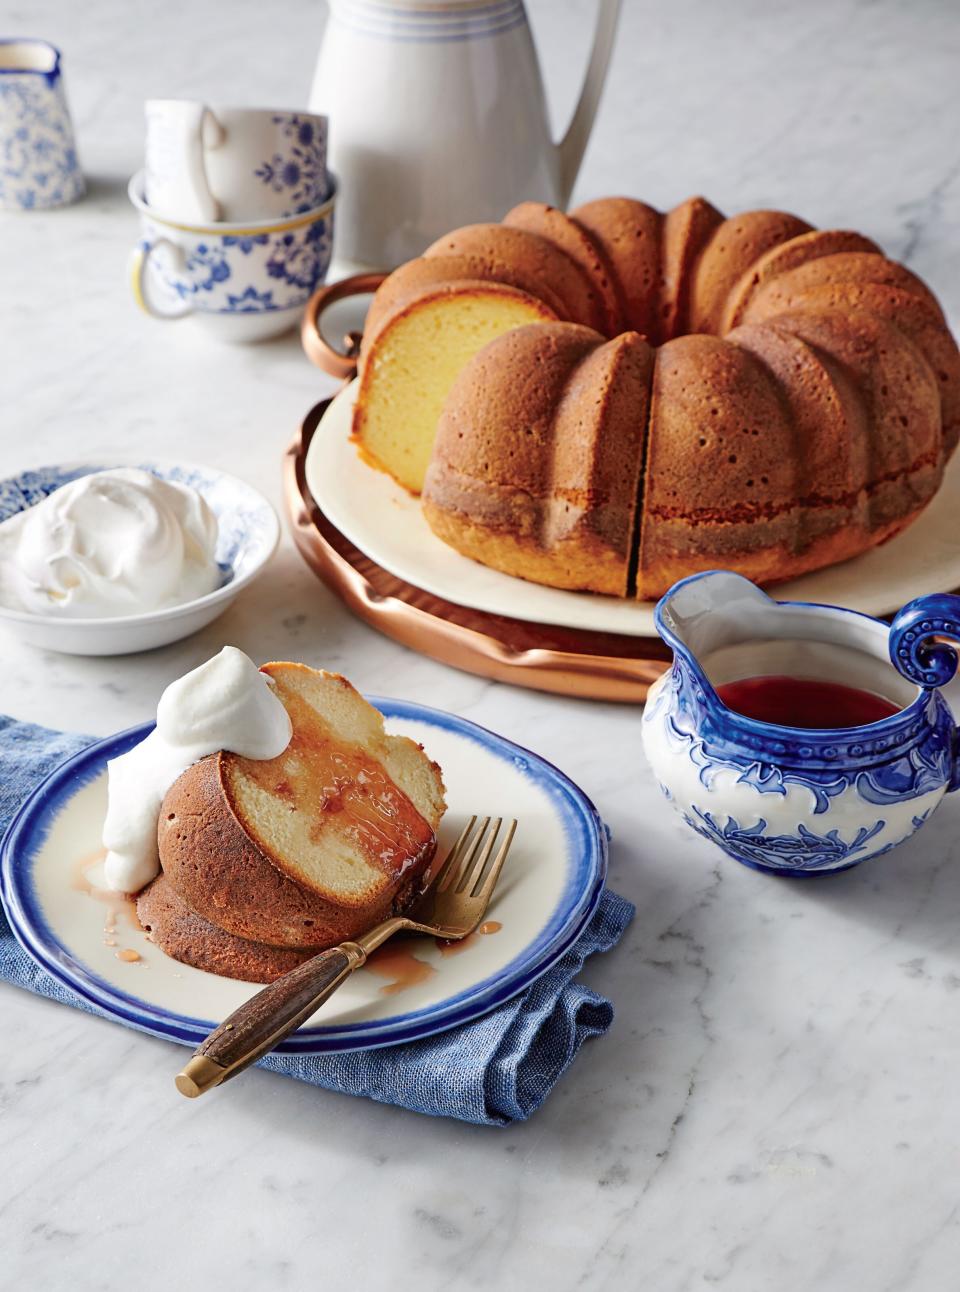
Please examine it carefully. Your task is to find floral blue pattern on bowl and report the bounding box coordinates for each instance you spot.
[0,460,279,656]
[642,570,960,877]
[0,39,84,211]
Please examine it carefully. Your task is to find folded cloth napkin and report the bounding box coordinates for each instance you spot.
[0,715,633,1126]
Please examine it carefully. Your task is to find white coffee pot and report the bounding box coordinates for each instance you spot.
[309,0,621,273]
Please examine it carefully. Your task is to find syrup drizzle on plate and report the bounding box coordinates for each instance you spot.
[365,922,504,993]
[72,848,145,965]
[364,944,436,994]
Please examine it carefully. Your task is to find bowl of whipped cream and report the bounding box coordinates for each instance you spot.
[0,462,279,654]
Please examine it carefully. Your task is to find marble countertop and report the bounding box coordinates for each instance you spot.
[3,1,960,1287]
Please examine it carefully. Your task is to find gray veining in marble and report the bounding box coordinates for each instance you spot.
[2,1,960,1288]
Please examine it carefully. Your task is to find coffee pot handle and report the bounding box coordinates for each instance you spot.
[556,0,622,205]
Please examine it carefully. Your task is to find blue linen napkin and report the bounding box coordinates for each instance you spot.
[0,715,633,1126]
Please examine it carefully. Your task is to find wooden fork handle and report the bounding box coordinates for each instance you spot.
[175,942,367,1097]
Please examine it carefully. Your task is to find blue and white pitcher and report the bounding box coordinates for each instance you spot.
[642,570,960,877]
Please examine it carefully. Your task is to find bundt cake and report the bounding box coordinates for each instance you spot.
[350,196,959,601]
[138,662,446,982]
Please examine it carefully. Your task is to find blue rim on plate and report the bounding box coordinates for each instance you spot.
[0,698,607,1053]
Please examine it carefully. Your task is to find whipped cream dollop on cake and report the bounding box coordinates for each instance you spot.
[102,647,292,892]
[0,467,220,616]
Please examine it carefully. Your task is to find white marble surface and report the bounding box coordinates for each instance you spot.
[2,1,960,1287]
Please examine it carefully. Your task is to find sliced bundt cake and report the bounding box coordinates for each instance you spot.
[349,196,960,599]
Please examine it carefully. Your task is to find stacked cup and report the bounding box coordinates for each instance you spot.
[129,102,335,342]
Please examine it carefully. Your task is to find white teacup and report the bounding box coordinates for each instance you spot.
[144,100,328,224]
[128,170,336,343]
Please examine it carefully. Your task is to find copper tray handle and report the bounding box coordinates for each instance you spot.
[300,271,387,380]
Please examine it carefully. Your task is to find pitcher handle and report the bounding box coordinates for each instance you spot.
[300,272,387,380]
[889,594,960,792]
[555,0,622,205]
[889,594,960,689]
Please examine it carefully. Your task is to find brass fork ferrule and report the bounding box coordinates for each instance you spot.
[175,1055,228,1098]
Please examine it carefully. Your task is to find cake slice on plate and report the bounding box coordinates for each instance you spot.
[129,658,445,982]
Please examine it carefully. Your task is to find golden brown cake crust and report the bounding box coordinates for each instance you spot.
[158,753,430,949]
[572,197,662,341]
[688,209,814,334]
[423,222,604,332]
[138,874,320,984]
[743,275,960,454]
[503,201,623,336]
[658,196,724,341]
[635,513,917,602]
[637,334,801,595]
[423,323,653,595]
[769,306,944,520]
[720,230,883,332]
[360,255,568,364]
[729,319,871,534]
[742,251,947,326]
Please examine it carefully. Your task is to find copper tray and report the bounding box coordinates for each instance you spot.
[284,399,670,702]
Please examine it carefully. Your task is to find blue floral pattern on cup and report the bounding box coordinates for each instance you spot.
[0,42,84,211]
[139,200,334,316]
[252,113,328,214]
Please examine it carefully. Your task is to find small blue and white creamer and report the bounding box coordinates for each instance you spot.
[642,570,960,877]
[0,38,84,211]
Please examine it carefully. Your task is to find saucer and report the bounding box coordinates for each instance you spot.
[0,459,279,655]
[0,699,607,1053]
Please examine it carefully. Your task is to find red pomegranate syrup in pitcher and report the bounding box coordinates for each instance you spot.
[716,676,900,729]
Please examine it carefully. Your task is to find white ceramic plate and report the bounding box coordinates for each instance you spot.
[0,459,280,655]
[0,700,606,1053]
[306,380,960,637]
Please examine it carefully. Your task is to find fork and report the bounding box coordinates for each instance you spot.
[175,815,517,1097]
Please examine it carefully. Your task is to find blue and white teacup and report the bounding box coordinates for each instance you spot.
[642,570,960,877]
[128,170,335,343]
[144,101,328,224]
[0,38,84,211]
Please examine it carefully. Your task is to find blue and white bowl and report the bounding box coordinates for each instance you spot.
[0,38,84,211]
[0,460,279,655]
[128,170,336,343]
